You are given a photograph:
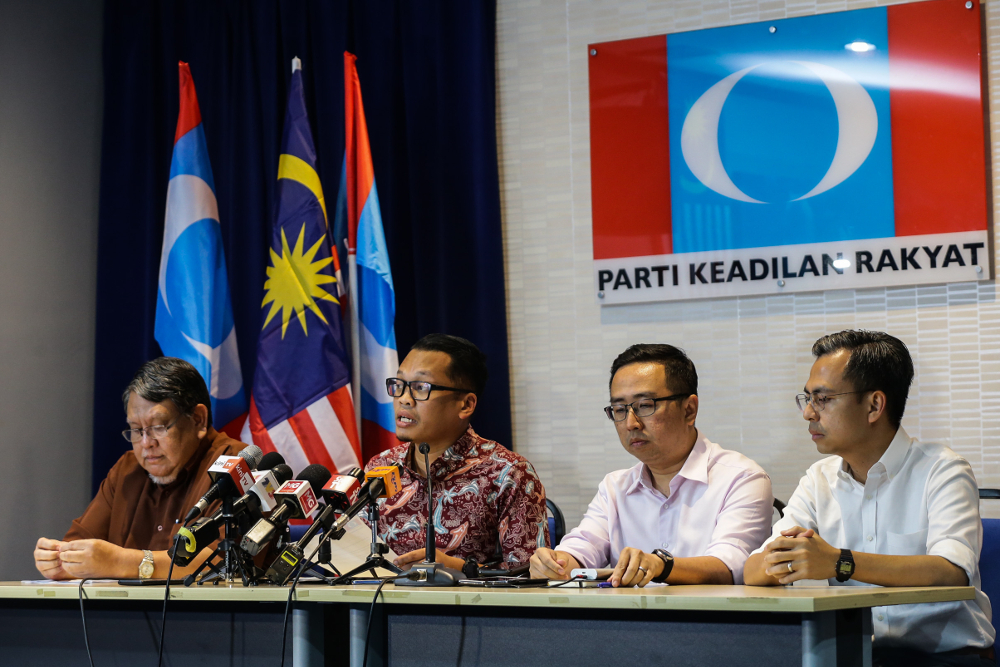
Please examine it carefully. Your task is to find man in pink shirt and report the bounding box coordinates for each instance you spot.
[530,343,773,587]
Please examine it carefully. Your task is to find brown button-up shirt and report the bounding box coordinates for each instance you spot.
[65,429,241,551]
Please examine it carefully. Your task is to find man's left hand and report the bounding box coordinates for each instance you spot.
[393,548,465,573]
[761,527,840,584]
[58,539,134,579]
[611,547,664,588]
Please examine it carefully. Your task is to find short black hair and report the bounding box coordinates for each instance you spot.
[811,330,913,428]
[122,357,213,425]
[609,344,698,396]
[411,333,488,397]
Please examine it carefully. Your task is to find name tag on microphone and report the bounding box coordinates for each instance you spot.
[274,479,319,519]
[208,455,255,494]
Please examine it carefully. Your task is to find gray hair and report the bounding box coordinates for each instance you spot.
[121,357,212,424]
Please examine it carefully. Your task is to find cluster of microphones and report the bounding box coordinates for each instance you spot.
[171,443,402,586]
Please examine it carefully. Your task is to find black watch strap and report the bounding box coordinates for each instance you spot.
[835,548,855,582]
[651,548,674,583]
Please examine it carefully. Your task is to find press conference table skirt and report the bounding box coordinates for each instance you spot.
[0,581,973,667]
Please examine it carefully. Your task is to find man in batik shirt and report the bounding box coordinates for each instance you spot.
[364,333,548,572]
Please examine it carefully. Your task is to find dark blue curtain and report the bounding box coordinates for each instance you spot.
[93,0,509,493]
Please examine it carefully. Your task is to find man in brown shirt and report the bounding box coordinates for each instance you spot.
[33,357,243,580]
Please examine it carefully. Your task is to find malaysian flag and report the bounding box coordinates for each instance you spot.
[241,58,361,474]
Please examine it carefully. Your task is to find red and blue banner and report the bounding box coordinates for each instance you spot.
[242,59,361,475]
[155,62,247,432]
[590,0,989,303]
[341,52,400,464]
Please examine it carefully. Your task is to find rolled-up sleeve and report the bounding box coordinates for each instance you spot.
[925,457,980,584]
[557,479,613,569]
[703,469,774,584]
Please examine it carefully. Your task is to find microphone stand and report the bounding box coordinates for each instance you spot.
[329,498,402,584]
[395,443,463,587]
[183,494,260,586]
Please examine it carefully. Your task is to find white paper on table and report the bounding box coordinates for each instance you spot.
[303,515,399,579]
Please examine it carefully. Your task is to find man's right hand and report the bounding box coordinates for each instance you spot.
[529,548,581,579]
[34,537,72,580]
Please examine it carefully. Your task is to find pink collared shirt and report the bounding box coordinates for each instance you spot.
[557,432,773,584]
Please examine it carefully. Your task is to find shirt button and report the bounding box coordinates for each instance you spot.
[662,543,669,549]
[157,525,163,531]
[877,614,884,621]
[866,495,872,500]
[867,535,873,542]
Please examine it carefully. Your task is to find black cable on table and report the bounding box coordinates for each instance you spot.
[158,532,181,667]
[78,577,95,667]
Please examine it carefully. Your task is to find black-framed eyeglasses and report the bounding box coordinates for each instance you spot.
[122,415,184,443]
[604,394,691,422]
[795,391,865,413]
[386,378,473,401]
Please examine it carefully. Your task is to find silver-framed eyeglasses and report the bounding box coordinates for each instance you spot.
[122,415,183,443]
[604,394,691,422]
[386,378,473,401]
[795,391,865,413]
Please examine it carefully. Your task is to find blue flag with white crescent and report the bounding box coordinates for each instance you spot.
[154,62,246,429]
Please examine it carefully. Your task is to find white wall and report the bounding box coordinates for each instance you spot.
[496,0,1000,526]
[0,0,102,578]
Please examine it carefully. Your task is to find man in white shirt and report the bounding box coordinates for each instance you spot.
[529,344,773,587]
[745,330,995,666]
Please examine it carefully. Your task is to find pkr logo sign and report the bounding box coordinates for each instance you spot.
[667,7,895,252]
[681,61,878,204]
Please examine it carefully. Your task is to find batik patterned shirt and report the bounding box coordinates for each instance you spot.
[364,426,549,568]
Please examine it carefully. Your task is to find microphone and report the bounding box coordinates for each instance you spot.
[264,467,365,584]
[240,464,331,557]
[325,465,403,540]
[183,444,264,524]
[172,463,294,566]
[395,443,463,586]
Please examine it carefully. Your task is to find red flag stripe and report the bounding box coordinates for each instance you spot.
[361,418,400,465]
[287,409,338,474]
[327,387,362,464]
[175,62,203,144]
[247,398,277,455]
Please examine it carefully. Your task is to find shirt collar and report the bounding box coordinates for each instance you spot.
[398,426,479,478]
[836,426,911,483]
[625,429,709,494]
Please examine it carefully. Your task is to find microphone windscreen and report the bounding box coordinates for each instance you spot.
[238,443,264,470]
[296,464,332,494]
[271,464,294,486]
[258,451,285,471]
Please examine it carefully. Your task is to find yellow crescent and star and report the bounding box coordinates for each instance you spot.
[261,154,339,338]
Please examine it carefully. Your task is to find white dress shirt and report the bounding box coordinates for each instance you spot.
[557,432,773,584]
[754,427,995,652]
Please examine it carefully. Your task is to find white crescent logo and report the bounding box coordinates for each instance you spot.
[680,61,878,203]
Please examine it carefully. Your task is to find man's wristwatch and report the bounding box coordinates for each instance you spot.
[835,548,855,582]
[139,550,155,580]
[651,548,674,583]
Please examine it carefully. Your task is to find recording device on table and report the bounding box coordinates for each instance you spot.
[394,443,464,587]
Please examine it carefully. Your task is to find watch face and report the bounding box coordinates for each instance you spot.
[140,556,154,578]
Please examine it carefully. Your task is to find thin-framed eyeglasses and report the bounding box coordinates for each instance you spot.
[121,415,184,443]
[604,394,691,422]
[386,378,473,402]
[795,391,865,413]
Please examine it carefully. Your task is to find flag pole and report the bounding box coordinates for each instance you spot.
[349,250,362,444]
